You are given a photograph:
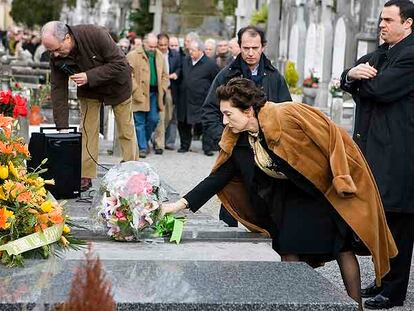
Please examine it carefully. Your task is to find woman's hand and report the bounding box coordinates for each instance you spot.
[160,198,188,217]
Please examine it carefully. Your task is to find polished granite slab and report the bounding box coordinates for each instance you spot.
[0,260,358,310]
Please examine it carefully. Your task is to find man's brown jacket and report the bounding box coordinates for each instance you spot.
[50,24,132,127]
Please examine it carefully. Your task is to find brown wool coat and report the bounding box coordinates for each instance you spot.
[50,24,132,127]
[126,47,168,112]
[213,102,397,285]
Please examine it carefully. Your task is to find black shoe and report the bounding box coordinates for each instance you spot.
[155,149,164,155]
[165,145,175,150]
[139,150,147,158]
[364,294,403,309]
[204,150,214,156]
[361,282,383,298]
[177,148,188,153]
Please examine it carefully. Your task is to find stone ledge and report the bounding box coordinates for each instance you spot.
[0,260,358,311]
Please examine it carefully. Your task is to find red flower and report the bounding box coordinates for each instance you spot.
[12,94,28,118]
[0,90,13,105]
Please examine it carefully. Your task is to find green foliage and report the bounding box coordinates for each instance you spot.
[285,60,302,95]
[214,0,238,16]
[251,4,268,26]
[10,0,64,29]
[129,0,154,38]
[66,0,77,9]
[154,215,186,237]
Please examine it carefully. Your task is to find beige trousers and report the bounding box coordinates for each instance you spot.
[79,97,137,178]
[154,89,173,149]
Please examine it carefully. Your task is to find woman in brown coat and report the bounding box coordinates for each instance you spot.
[162,78,397,309]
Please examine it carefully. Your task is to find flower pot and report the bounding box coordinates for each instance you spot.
[291,94,303,103]
[29,105,43,125]
[302,87,319,106]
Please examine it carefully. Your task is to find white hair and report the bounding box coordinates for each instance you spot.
[204,38,216,47]
[41,21,68,42]
[192,38,205,51]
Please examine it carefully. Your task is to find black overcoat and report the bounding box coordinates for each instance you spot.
[340,33,414,214]
[201,54,292,147]
[168,48,182,106]
[177,54,219,124]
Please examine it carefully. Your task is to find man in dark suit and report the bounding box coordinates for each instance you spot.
[154,33,182,152]
[177,38,219,155]
[340,1,414,309]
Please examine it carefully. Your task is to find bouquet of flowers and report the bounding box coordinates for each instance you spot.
[329,78,343,98]
[94,161,184,243]
[0,90,28,118]
[303,69,320,88]
[0,115,84,267]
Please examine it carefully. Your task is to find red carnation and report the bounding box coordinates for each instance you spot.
[0,90,13,105]
[12,94,28,118]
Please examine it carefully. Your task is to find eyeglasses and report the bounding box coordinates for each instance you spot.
[48,35,69,54]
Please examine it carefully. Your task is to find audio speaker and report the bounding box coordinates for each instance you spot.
[27,127,82,199]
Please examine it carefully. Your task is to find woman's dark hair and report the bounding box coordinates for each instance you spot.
[384,0,414,30]
[216,78,267,112]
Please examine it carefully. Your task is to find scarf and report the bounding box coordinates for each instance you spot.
[248,132,287,179]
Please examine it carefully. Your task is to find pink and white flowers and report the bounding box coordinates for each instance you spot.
[94,162,166,241]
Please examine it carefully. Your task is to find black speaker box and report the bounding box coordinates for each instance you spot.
[27,127,82,199]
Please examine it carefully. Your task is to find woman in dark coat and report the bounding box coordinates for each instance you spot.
[162,78,397,310]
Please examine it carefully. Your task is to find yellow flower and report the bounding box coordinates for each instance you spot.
[0,165,8,179]
[0,207,15,230]
[36,187,46,197]
[8,161,18,179]
[60,236,70,246]
[0,188,6,200]
[63,224,71,234]
[3,180,14,195]
[40,201,53,213]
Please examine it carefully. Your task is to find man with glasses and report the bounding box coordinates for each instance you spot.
[202,25,291,227]
[41,21,137,192]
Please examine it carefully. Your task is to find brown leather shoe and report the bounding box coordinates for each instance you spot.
[80,178,92,192]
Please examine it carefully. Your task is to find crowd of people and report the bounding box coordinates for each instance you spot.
[0,26,50,62]
[119,29,241,158]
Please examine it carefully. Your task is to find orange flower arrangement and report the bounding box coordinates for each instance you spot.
[0,114,84,267]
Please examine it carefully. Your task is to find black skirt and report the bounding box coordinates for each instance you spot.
[253,167,353,262]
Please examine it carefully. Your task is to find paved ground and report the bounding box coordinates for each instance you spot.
[92,138,414,310]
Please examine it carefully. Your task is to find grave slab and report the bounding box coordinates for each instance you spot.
[0,260,358,311]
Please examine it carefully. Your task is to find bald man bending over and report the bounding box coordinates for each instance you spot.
[41,21,137,191]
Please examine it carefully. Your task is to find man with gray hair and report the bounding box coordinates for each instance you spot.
[184,32,199,55]
[41,21,137,192]
[204,38,216,58]
[177,38,219,155]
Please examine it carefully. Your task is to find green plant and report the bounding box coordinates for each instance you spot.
[129,0,154,38]
[10,0,63,28]
[284,60,302,95]
[251,4,268,26]
[214,0,238,16]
